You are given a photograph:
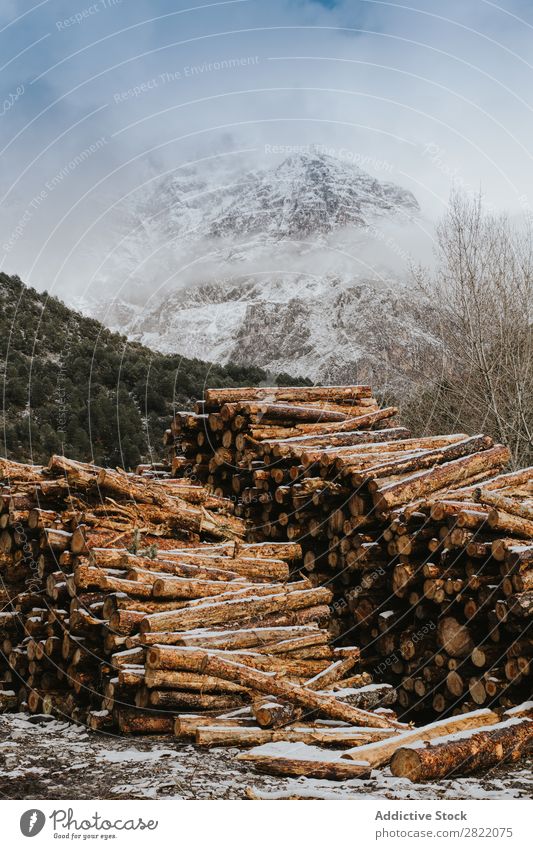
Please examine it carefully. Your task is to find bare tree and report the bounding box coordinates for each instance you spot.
[408,191,533,467]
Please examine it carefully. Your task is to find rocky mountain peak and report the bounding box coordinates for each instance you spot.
[209,151,419,239]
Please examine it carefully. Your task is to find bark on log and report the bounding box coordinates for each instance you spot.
[390,717,533,781]
[236,741,376,779]
[196,724,398,748]
[198,653,401,728]
[342,707,500,765]
[238,403,350,423]
[203,386,372,406]
[487,509,533,539]
[360,436,494,484]
[253,699,301,729]
[174,715,255,737]
[143,690,245,710]
[138,624,319,650]
[477,489,533,522]
[116,709,175,734]
[145,649,328,679]
[373,445,511,513]
[270,428,410,458]
[140,587,333,633]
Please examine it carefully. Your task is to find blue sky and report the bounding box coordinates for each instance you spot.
[2,0,533,291]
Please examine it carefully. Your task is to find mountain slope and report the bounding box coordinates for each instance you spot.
[74,151,433,386]
[0,272,306,468]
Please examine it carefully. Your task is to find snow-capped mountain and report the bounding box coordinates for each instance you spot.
[207,152,419,237]
[78,151,436,386]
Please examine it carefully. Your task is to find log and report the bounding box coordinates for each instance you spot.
[477,489,533,521]
[143,690,245,710]
[147,553,289,582]
[487,509,533,539]
[143,668,246,693]
[437,617,475,658]
[145,650,327,680]
[342,708,501,764]
[270,428,410,457]
[174,715,255,737]
[361,436,494,483]
[150,575,254,600]
[102,593,190,617]
[140,587,333,633]
[267,407,398,437]
[203,386,372,406]
[198,653,400,728]
[236,741,377,779]
[505,544,533,571]
[197,723,398,748]
[137,624,320,650]
[373,445,511,512]
[239,403,350,423]
[305,654,360,691]
[506,591,533,619]
[89,549,247,581]
[253,699,301,729]
[116,709,175,734]
[332,683,396,711]
[390,717,533,781]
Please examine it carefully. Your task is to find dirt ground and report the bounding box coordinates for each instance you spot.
[1,713,532,800]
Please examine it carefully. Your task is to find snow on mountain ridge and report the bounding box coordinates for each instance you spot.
[208,152,419,238]
[78,151,432,385]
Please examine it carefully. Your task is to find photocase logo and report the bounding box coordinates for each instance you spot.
[20,809,46,837]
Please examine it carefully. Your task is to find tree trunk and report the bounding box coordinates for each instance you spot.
[373,445,510,512]
[140,587,332,633]
[390,717,533,781]
[198,653,401,728]
[342,707,500,765]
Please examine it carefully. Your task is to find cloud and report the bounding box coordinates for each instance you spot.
[1,0,532,296]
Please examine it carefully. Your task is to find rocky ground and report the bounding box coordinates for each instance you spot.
[0,714,531,801]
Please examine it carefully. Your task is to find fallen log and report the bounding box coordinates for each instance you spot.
[198,652,401,728]
[236,741,373,779]
[342,707,500,765]
[390,717,533,781]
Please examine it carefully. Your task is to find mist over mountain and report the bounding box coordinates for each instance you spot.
[72,151,437,388]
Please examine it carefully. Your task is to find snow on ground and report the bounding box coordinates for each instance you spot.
[0,714,531,801]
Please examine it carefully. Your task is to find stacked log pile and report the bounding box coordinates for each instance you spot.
[168,385,532,722]
[393,474,533,715]
[1,381,531,784]
[0,455,399,734]
[250,454,533,717]
[166,384,399,498]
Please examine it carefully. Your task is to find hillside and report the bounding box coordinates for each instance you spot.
[0,272,307,468]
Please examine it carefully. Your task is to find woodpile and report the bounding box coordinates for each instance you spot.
[1,379,531,785]
[0,455,396,734]
[165,384,399,499]
[169,385,533,724]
